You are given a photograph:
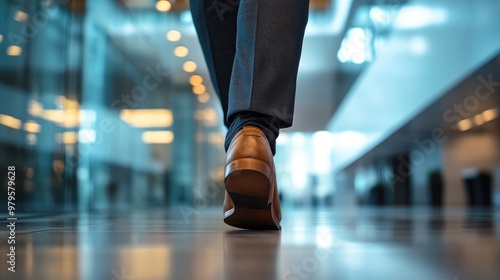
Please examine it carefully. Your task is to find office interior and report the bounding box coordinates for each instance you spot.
[0,0,499,279]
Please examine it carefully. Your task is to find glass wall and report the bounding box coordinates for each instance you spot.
[0,0,84,212]
[0,0,227,213]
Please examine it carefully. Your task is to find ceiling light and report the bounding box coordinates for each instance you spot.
[156,0,171,12]
[14,11,29,22]
[60,115,80,127]
[42,110,80,127]
[394,7,448,30]
[120,109,173,127]
[56,132,78,144]
[28,100,44,117]
[482,108,498,122]
[174,46,189,57]
[41,110,64,124]
[142,131,174,144]
[197,92,210,103]
[24,121,41,133]
[189,75,203,86]
[7,45,22,56]
[457,119,473,132]
[192,84,206,94]
[0,114,22,129]
[166,30,181,42]
[473,114,485,126]
[183,61,197,72]
[55,96,80,110]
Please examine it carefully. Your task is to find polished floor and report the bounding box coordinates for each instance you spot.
[1,206,500,280]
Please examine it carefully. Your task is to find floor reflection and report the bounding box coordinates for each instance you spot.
[0,207,499,280]
[224,231,280,280]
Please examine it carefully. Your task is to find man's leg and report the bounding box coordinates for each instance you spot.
[191,0,309,230]
[190,0,239,128]
[191,0,309,155]
[226,0,310,154]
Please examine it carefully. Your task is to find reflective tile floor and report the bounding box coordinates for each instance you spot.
[1,207,500,280]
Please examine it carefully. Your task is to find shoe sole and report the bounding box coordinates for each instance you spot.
[224,158,281,230]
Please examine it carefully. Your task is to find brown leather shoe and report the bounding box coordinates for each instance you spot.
[223,126,281,230]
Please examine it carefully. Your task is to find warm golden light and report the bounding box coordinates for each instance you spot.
[117,246,171,278]
[120,109,173,127]
[156,0,172,12]
[28,97,81,127]
[26,167,34,178]
[7,45,22,56]
[174,46,189,57]
[189,75,203,86]
[142,131,174,144]
[57,132,78,144]
[457,118,473,132]
[55,96,79,109]
[63,114,80,127]
[197,92,210,103]
[194,108,218,126]
[14,11,29,22]
[0,34,3,44]
[183,61,197,73]
[192,85,206,95]
[42,110,79,127]
[28,100,44,117]
[473,114,485,126]
[166,30,181,42]
[0,114,22,129]
[482,108,498,122]
[24,121,41,133]
[208,133,225,145]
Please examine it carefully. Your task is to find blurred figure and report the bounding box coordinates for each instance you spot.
[107,181,119,204]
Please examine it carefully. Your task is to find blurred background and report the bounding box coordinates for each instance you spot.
[0,0,499,213]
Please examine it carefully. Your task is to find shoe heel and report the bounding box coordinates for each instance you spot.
[225,158,274,204]
[224,207,281,230]
[224,158,280,230]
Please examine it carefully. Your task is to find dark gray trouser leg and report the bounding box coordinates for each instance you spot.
[190,0,239,128]
[227,0,309,127]
[191,0,309,153]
